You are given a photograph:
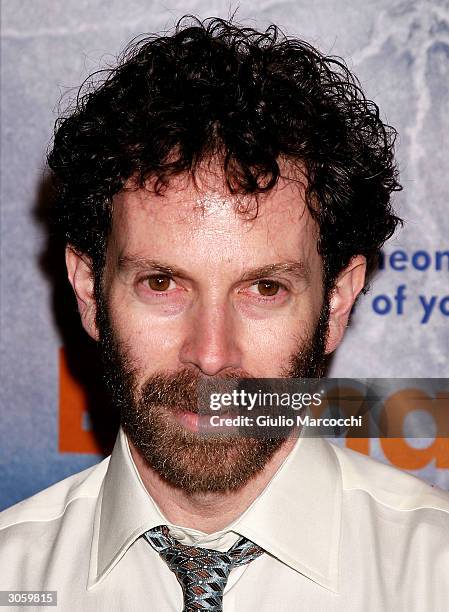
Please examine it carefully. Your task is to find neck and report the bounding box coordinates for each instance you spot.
[128,436,297,533]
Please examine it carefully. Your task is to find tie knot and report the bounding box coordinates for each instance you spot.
[143,525,264,611]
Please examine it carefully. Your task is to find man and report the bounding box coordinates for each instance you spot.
[1,16,448,611]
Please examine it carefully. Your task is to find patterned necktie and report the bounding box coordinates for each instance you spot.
[143,525,264,611]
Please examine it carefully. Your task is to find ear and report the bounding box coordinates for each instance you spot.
[325,255,366,354]
[65,245,99,341]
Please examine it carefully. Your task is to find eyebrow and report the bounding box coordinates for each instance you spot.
[238,262,310,283]
[117,255,310,283]
[117,256,184,277]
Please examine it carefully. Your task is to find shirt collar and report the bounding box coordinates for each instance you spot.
[88,428,342,593]
[231,432,342,592]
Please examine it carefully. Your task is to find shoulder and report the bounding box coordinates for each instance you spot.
[328,441,449,515]
[0,457,110,533]
[0,458,110,589]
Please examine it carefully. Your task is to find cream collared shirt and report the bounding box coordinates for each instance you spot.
[1,428,449,611]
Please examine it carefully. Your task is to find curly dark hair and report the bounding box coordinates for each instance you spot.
[47,15,402,289]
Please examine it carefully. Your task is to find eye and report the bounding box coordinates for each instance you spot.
[146,274,175,292]
[251,280,282,297]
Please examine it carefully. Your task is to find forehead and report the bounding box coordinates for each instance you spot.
[109,165,320,268]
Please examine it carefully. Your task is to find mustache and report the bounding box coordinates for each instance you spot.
[138,367,252,413]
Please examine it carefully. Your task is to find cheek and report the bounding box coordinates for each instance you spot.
[237,312,316,375]
[107,294,184,373]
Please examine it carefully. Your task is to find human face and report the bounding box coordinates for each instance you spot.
[101,166,325,385]
[92,166,330,494]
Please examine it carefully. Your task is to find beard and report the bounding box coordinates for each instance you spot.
[96,290,330,495]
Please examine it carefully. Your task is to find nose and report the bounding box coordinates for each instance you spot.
[179,299,242,376]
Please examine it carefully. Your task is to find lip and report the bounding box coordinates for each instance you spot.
[172,410,214,432]
[171,410,238,433]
